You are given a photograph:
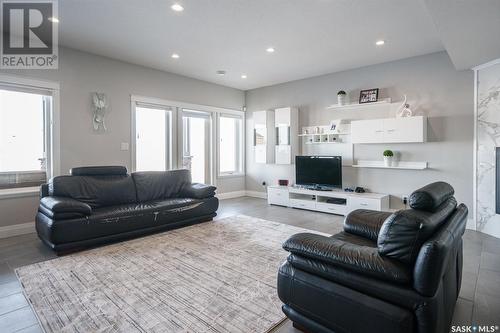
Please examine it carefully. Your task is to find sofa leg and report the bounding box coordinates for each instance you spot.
[292,322,310,333]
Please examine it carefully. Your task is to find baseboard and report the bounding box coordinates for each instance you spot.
[245,190,267,199]
[216,190,267,200]
[0,222,35,239]
[216,191,247,200]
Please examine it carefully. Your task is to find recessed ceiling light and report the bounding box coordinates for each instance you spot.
[171,3,184,12]
[376,40,385,46]
[48,17,59,23]
[266,47,275,53]
[241,74,247,79]
[216,70,226,76]
[171,53,180,59]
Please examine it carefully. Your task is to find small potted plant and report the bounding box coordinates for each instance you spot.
[337,90,347,106]
[383,150,394,167]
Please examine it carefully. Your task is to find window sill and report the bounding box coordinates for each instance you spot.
[0,186,39,199]
[217,173,245,179]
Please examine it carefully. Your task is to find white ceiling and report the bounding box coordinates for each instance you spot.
[57,0,445,90]
[423,0,500,70]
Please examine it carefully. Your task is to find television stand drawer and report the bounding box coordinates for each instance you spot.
[315,202,347,215]
[290,199,316,211]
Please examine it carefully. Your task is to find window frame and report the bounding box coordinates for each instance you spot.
[131,97,176,172]
[130,95,245,187]
[217,113,244,178]
[0,74,60,192]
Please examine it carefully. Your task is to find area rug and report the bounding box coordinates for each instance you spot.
[16,215,325,333]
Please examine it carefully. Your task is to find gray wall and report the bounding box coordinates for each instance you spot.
[0,47,245,228]
[245,52,474,210]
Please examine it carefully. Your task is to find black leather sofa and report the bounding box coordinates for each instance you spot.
[36,166,218,253]
[278,182,468,333]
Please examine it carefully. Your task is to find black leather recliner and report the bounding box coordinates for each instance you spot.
[36,166,218,253]
[278,182,468,333]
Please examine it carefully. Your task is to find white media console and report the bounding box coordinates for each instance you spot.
[267,186,390,216]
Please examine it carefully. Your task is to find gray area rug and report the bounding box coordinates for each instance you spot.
[16,215,323,333]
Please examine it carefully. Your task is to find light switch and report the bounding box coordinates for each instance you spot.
[120,142,129,151]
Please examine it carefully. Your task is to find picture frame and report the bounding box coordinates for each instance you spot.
[359,88,379,104]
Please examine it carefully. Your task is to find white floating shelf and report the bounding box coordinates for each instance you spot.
[327,98,392,110]
[298,132,350,136]
[351,160,428,170]
[304,141,345,145]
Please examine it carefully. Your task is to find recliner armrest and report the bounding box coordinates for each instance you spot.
[40,196,92,217]
[344,209,392,241]
[283,233,411,284]
[180,183,216,199]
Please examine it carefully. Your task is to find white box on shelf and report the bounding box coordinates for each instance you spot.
[351,116,427,144]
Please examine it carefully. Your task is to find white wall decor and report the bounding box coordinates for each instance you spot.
[92,92,108,131]
[475,60,500,238]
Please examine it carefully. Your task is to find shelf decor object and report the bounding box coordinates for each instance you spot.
[337,90,347,106]
[396,95,413,117]
[351,160,428,170]
[326,98,392,110]
[359,88,379,104]
[383,150,394,167]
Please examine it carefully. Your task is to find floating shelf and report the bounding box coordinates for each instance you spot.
[351,160,428,170]
[327,98,392,110]
[298,132,350,136]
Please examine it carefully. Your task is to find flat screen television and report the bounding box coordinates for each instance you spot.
[295,156,342,189]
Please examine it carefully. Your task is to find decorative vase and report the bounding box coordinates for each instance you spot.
[337,94,346,106]
[384,156,393,167]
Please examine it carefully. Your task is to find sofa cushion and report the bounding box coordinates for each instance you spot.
[409,182,454,212]
[132,169,191,202]
[377,197,457,265]
[39,197,219,244]
[49,174,137,209]
[180,183,216,199]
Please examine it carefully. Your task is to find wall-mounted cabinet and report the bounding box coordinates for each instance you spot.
[275,107,299,164]
[253,110,275,163]
[351,116,427,144]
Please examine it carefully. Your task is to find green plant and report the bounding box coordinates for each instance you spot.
[337,90,346,95]
[383,150,394,157]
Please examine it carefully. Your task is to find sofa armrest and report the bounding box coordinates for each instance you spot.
[283,233,411,284]
[40,196,92,216]
[180,183,216,199]
[344,209,392,241]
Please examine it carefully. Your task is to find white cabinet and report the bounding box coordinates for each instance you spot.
[267,186,390,216]
[347,196,389,213]
[351,119,385,143]
[274,107,299,164]
[267,186,289,206]
[253,110,275,163]
[351,116,427,144]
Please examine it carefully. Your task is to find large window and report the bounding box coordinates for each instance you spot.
[131,95,244,185]
[0,87,52,189]
[134,103,172,171]
[218,114,243,176]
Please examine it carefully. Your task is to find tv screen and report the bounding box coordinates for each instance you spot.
[295,156,342,189]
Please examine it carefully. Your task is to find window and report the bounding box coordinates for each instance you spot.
[182,110,212,184]
[0,87,53,189]
[218,114,243,176]
[134,102,172,171]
